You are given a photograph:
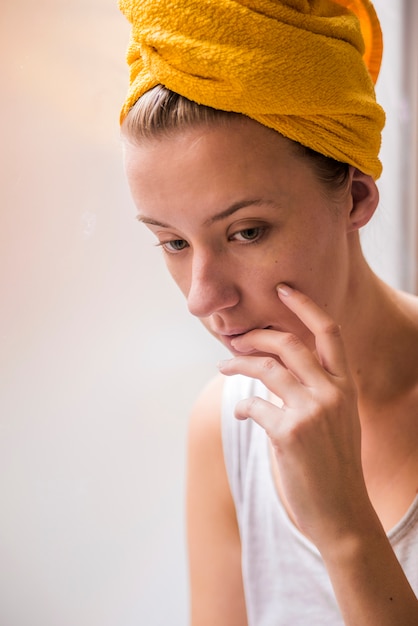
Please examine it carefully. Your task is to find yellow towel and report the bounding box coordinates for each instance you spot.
[119,0,385,179]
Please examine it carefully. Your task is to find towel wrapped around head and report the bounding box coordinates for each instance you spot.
[119,0,385,179]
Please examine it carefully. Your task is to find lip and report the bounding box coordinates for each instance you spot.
[220,329,254,338]
[219,325,272,338]
[217,326,273,353]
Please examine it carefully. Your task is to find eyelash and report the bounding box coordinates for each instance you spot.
[156,239,189,253]
[229,226,266,244]
[156,226,267,254]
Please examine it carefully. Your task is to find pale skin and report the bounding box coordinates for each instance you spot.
[123,116,418,625]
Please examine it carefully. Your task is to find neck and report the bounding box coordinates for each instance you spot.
[339,258,418,414]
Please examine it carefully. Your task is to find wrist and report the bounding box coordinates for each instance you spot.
[315,501,384,564]
[317,512,418,626]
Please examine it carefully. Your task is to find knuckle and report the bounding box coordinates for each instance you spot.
[328,385,352,408]
[280,332,303,350]
[318,384,356,415]
[260,356,278,371]
[246,396,260,412]
[282,419,307,448]
[311,385,344,414]
[235,395,260,417]
[321,320,341,338]
[296,291,310,306]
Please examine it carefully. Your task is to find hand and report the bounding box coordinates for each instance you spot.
[218,284,370,550]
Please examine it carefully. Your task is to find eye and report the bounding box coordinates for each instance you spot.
[230,226,265,243]
[158,238,189,253]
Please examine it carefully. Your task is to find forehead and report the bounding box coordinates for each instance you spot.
[124,115,301,170]
[124,118,314,212]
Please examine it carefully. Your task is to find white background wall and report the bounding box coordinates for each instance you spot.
[0,2,413,625]
[361,1,408,288]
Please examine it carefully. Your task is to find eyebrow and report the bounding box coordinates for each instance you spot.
[137,198,274,228]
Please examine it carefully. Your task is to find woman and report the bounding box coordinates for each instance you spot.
[118,0,418,624]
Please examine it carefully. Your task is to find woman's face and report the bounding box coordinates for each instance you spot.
[124,117,354,354]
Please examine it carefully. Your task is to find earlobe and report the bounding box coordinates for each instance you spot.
[347,168,379,232]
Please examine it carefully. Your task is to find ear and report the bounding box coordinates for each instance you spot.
[346,167,379,232]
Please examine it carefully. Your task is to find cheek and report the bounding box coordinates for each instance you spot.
[263,236,341,300]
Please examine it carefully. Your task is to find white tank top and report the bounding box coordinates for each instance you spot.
[221,374,418,626]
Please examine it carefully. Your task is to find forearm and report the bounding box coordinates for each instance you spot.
[321,511,418,626]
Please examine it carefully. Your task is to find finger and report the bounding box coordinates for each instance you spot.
[234,395,284,439]
[277,284,348,377]
[218,354,304,407]
[231,328,326,388]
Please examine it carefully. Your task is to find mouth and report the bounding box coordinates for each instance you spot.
[221,325,273,338]
[218,326,274,352]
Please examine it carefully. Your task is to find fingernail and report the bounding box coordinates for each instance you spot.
[217,359,229,369]
[277,283,292,297]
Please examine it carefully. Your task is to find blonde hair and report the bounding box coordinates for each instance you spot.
[121,84,239,140]
[122,85,350,192]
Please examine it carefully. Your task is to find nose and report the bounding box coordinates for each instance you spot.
[186,251,239,318]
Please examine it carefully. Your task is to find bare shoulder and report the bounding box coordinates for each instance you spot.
[188,372,226,445]
[397,288,418,317]
[187,372,237,519]
[187,373,248,626]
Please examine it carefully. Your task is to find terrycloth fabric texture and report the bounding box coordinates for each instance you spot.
[119,0,385,179]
